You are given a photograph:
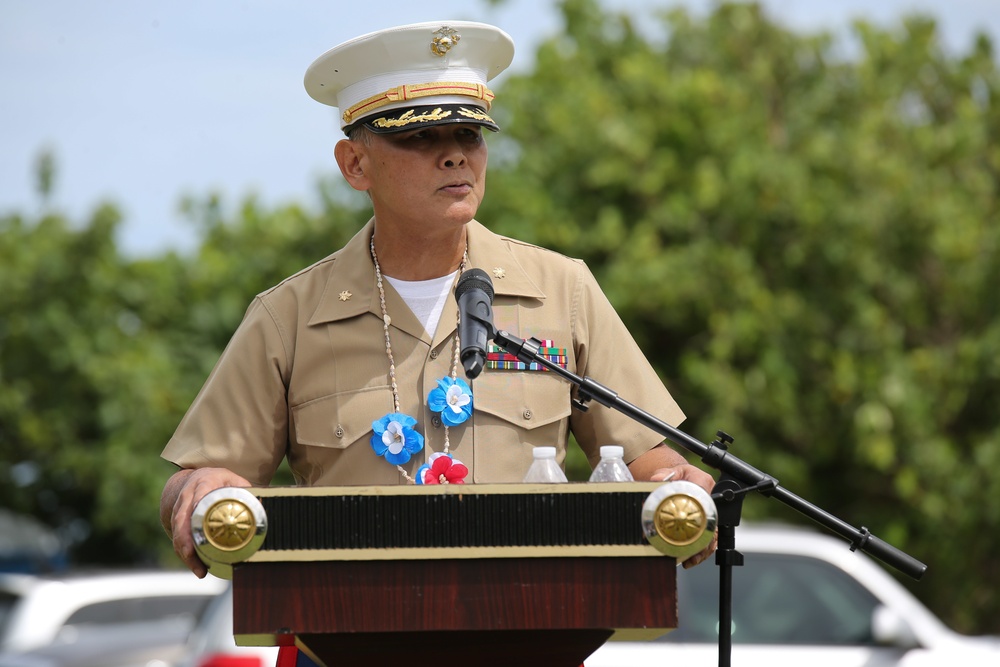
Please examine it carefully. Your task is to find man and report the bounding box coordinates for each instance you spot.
[160,21,716,579]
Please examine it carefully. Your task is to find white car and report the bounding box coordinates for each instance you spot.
[175,586,279,667]
[0,569,227,658]
[588,524,1000,667]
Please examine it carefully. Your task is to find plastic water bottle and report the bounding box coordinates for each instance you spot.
[522,446,568,483]
[588,445,634,482]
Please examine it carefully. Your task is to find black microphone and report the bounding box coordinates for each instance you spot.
[455,268,495,379]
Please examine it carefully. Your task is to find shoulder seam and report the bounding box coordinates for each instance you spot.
[258,254,338,298]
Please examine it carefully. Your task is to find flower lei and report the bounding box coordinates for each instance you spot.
[369,236,471,484]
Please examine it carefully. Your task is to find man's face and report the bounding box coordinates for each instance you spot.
[355,123,489,232]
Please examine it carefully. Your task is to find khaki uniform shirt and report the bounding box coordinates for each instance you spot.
[162,219,684,486]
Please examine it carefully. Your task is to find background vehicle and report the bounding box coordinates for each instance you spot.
[0,569,226,662]
[175,586,278,667]
[0,623,201,667]
[588,524,1000,666]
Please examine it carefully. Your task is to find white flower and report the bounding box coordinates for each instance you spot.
[383,420,406,454]
[445,384,471,414]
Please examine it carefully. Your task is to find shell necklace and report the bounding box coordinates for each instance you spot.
[369,234,472,484]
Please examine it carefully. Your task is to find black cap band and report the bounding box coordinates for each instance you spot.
[345,103,500,135]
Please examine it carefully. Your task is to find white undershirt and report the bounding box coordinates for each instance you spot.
[384,271,458,336]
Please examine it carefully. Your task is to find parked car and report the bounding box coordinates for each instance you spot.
[174,585,278,667]
[0,568,227,662]
[587,523,1000,666]
[0,622,201,667]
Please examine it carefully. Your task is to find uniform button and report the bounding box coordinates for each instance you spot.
[523,409,533,420]
[430,350,440,359]
[432,416,443,428]
[335,425,345,438]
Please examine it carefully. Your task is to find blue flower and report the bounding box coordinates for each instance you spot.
[427,377,473,427]
[370,412,424,465]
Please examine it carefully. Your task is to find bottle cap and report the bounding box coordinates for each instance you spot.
[532,446,557,459]
[599,445,624,459]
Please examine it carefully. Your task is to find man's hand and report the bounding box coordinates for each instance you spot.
[629,444,718,569]
[160,467,252,578]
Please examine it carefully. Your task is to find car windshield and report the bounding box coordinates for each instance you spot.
[63,595,211,625]
[55,595,214,643]
[661,552,882,645]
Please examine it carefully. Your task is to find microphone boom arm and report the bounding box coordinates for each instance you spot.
[488,326,927,581]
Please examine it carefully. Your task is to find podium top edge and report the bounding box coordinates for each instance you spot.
[251,481,663,498]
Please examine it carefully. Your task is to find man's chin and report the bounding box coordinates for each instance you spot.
[442,202,480,226]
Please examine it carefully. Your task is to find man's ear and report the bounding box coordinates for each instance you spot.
[334,139,370,191]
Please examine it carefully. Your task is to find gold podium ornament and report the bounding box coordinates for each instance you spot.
[642,481,718,561]
[191,487,267,579]
[204,499,257,551]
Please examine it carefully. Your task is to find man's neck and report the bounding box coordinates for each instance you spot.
[371,222,468,280]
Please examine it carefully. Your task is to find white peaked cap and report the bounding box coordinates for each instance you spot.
[304,21,515,134]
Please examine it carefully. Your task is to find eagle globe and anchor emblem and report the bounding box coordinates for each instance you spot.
[431,26,461,56]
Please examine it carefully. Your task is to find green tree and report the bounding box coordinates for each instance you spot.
[0,194,177,563]
[0,162,368,565]
[480,0,1000,633]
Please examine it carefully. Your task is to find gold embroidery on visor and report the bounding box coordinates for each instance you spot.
[370,108,453,129]
[343,82,495,125]
[457,107,495,123]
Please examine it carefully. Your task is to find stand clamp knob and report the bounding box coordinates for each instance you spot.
[642,481,718,562]
[190,487,267,579]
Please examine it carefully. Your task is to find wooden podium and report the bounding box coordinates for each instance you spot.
[202,483,682,667]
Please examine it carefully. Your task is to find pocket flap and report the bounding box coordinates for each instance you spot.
[473,372,572,430]
[292,387,395,449]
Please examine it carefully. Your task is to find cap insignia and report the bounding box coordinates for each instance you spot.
[431,26,461,57]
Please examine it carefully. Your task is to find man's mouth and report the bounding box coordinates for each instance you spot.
[440,181,473,193]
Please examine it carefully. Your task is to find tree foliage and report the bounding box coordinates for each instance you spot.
[481,0,1000,633]
[0,203,176,563]
[2,0,998,634]
[0,182,368,565]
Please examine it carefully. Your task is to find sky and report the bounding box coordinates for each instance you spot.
[3,0,999,256]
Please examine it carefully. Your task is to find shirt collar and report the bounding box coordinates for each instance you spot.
[465,219,547,301]
[308,218,546,328]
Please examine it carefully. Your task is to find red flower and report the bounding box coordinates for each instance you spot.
[421,454,468,485]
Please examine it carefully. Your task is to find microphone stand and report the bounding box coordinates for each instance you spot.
[484,327,927,667]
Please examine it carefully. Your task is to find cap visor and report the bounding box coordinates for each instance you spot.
[350,103,500,134]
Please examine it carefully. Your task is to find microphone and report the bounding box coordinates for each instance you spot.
[455,268,495,379]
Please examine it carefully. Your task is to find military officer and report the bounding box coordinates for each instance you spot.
[160,20,716,578]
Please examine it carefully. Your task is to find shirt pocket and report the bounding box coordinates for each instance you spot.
[471,371,573,482]
[292,386,395,450]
